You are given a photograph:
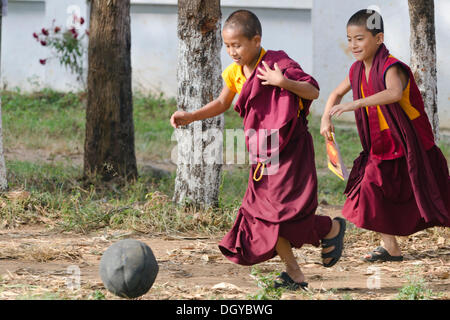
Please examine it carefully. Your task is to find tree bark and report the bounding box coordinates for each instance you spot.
[84,0,137,181]
[408,0,439,141]
[174,0,223,208]
[0,0,8,191]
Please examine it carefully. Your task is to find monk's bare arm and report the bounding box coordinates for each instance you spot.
[256,61,319,100]
[170,85,236,128]
[329,65,407,117]
[279,78,319,100]
[320,76,351,140]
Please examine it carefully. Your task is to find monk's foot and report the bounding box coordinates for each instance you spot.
[285,266,305,284]
[321,218,341,265]
[363,246,403,262]
[380,237,402,257]
[324,218,340,240]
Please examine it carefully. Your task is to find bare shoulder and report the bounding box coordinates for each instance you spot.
[386,64,408,89]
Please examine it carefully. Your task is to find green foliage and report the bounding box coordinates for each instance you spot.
[396,272,441,300]
[90,290,106,300]
[307,115,362,170]
[1,89,449,234]
[247,267,284,300]
[33,17,88,87]
[317,172,348,205]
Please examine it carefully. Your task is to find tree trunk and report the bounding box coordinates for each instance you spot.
[408,0,439,141]
[0,0,8,191]
[84,0,137,181]
[174,0,223,209]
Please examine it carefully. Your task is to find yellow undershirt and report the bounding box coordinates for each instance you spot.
[222,48,304,116]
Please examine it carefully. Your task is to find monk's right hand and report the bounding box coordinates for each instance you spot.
[320,116,335,141]
[170,111,194,129]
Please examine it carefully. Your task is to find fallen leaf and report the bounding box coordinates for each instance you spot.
[6,190,30,201]
[212,282,242,292]
[303,263,320,268]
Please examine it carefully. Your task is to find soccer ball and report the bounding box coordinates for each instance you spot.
[99,239,159,299]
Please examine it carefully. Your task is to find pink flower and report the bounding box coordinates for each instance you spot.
[40,40,47,46]
[69,27,77,34]
[39,59,47,65]
[80,17,85,25]
[42,28,49,36]
[33,32,39,39]
[54,26,61,33]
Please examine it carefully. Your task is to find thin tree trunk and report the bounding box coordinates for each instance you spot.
[84,0,137,181]
[408,0,439,141]
[0,0,8,191]
[174,0,223,208]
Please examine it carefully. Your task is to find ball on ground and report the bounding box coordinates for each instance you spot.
[99,239,159,299]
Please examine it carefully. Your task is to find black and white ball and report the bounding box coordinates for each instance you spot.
[99,239,159,299]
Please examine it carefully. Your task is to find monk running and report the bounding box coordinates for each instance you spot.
[321,9,450,262]
[170,10,346,290]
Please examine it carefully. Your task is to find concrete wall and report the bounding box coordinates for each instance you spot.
[130,2,313,97]
[1,0,88,91]
[2,0,448,128]
[312,0,450,128]
[1,0,313,97]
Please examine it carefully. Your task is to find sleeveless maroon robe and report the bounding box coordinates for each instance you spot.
[343,44,450,236]
[218,50,332,266]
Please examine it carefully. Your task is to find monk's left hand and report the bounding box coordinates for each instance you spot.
[329,101,360,117]
[257,61,285,87]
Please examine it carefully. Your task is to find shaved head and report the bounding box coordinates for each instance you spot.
[347,9,384,36]
[223,10,262,40]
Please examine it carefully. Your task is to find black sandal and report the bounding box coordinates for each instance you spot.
[321,217,346,268]
[363,246,403,262]
[273,272,308,291]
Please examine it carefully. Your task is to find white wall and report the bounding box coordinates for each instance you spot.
[2,0,448,129]
[1,0,313,98]
[130,3,313,97]
[2,0,47,91]
[312,0,450,129]
[1,0,88,91]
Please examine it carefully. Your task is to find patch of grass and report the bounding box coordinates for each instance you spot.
[341,293,353,300]
[437,138,450,162]
[90,290,107,300]
[396,271,442,300]
[1,89,85,151]
[218,167,248,210]
[1,89,449,233]
[317,172,348,205]
[2,160,236,234]
[247,267,284,300]
[308,116,362,170]
[17,292,66,300]
[133,92,178,161]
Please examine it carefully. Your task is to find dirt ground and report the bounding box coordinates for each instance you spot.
[0,148,449,300]
[0,208,448,300]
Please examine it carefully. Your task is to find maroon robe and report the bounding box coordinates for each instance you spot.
[218,50,332,266]
[343,44,450,236]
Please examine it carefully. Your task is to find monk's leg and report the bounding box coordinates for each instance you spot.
[275,236,305,283]
[380,233,402,256]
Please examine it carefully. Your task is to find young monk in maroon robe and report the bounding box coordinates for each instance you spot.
[170,10,346,289]
[321,9,450,262]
